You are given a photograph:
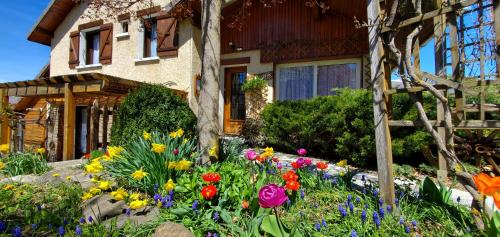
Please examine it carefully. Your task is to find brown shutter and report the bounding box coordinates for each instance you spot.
[156,15,178,58]
[99,23,113,65]
[69,31,80,69]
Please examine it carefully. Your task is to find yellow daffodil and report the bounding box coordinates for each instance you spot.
[129,193,141,201]
[129,199,148,209]
[0,161,5,170]
[182,138,189,144]
[151,143,166,153]
[0,144,9,153]
[98,181,112,191]
[262,147,274,157]
[164,179,175,191]
[336,159,347,167]
[52,173,60,177]
[167,161,177,170]
[107,146,124,159]
[209,145,217,157]
[37,147,46,154]
[66,176,72,181]
[131,169,148,180]
[110,188,128,201]
[2,184,14,190]
[81,192,94,201]
[175,160,192,171]
[84,160,104,174]
[340,171,345,177]
[143,131,152,141]
[169,128,184,138]
[89,187,101,195]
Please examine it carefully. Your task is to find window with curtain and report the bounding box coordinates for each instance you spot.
[277,60,360,100]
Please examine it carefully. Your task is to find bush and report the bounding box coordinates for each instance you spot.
[110,84,197,146]
[241,76,267,92]
[261,89,434,166]
[0,152,51,177]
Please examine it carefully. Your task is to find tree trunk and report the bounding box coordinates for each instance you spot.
[198,0,222,163]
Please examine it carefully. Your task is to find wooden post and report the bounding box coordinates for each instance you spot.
[89,99,99,151]
[366,0,395,206]
[0,89,9,145]
[63,83,75,160]
[102,105,109,148]
[434,8,449,181]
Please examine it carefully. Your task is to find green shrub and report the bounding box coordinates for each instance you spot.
[241,76,267,92]
[110,84,197,146]
[261,89,434,166]
[0,152,51,177]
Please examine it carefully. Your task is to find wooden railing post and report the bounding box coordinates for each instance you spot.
[0,89,9,145]
[366,0,395,206]
[63,83,75,160]
[89,99,99,151]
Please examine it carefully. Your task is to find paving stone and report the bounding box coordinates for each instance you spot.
[153,221,194,237]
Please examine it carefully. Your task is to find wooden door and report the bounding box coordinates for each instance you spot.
[224,67,247,134]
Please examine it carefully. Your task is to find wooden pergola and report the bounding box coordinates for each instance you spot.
[0,73,142,160]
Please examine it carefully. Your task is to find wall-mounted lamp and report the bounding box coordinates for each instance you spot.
[229,42,243,52]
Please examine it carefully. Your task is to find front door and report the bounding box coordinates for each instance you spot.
[224,67,247,134]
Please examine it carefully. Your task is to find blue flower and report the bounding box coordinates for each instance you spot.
[213,212,219,221]
[361,209,367,223]
[48,224,53,229]
[372,211,380,228]
[315,223,321,231]
[332,177,338,186]
[153,183,159,193]
[11,226,22,237]
[347,194,352,203]
[386,205,392,213]
[355,196,361,203]
[378,198,383,207]
[338,204,347,218]
[349,202,354,213]
[213,233,218,237]
[457,196,461,203]
[0,220,6,232]
[31,223,38,230]
[63,218,68,226]
[350,230,357,237]
[192,200,199,211]
[405,225,411,233]
[323,173,331,180]
[321,219,327,227]
[300,190,305,199]
[37,205,42,211]
[399,217,404,225]
[58,226,65,236]
[153,193,162,203]
[379,207,385,219]
[373,189,379,198]
[88,216,93,223]
[79,217,86,224]
[75,225,82,236]
[206,232,212,237]
[126,208,131,217]
[286,199,291,206]
[411,220,417,227]
[395,198,399,207]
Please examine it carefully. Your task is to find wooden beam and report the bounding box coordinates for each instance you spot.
[89,99,99,151]
[0,89,9,145]
[381,0,480,32]
[63,84,75,160]
[102,105,109,148]
[389,120,500,129]
[4,81,104,97]
[367,0,395,206]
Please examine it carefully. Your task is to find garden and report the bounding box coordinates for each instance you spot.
[0,85,498,236]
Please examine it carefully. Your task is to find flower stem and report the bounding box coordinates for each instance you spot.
[274,207,286,236]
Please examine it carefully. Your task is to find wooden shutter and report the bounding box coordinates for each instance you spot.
[99,23,113,65]
[69,31,80,69]
[156,15,178,58]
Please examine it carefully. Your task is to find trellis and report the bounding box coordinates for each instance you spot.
[366,0,500,206]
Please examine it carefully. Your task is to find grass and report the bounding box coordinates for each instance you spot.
[0,152,51,177]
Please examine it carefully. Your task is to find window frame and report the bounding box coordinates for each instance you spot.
[78,26,101,67]
[275,58,362,100]
[137,15,159,61]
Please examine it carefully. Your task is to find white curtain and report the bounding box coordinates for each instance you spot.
[151,21,158,57]
[92,34,100,65]
[278,66,314,101]
[317,64,359,96]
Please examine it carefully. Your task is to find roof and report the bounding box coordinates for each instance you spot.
[28,0,76,46]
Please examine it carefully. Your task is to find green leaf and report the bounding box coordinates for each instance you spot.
[261,215,290,237]
[486,211,500,237]
[420,177,441,204]
[170,207,189,217]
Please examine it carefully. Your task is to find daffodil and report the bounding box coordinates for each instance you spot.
[107,146,124,159]
[0,144,9,153]
[167,161,177,170]
[182,138,189,144]
[151,143,166,153]
[169,128,184,138]
[0,161,5,170]
[110,188,128,201]
[175,160,192,171]
[37,147,46,154]
[131,169,148,180]
[66,176,72,181]
[81,192,94,201]
[129,193,141,201]
[89,187,101,195]
[336,159,347,167]
[164,179,175,191]
[52,173,60,177]
[98,181,112,191]
[84,160,104,173]
[209,145,217,157]
[262,147,274,157]
[129,199,148,209]
[2,184,14,190]
[143,131,152,140]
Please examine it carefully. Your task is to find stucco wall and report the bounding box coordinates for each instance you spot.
[50,0,201,111]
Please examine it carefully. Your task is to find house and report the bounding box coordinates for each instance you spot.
[0,0,432,161]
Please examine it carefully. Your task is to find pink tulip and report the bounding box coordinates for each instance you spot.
[296,158,305,167]
[297,148,307,156]
[258,184,288,208]
[245,150,257,160]
[304,158,312,166]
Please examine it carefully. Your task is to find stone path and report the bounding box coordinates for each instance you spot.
[254,150,498,215]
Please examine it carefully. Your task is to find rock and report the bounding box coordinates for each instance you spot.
[103,206,161,229]
[153,222,194,237]
[83,194,127,221]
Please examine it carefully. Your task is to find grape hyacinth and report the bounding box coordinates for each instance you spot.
[79,217,86,224]
[338,204,347,218]
[213,212,219,221]
[58,226,65,236]
[386,205,392,213]
[349,202,354,213]
[315,223,321,231]
[379,207,385,219]
[192,200,199,211]
[322,219,327,227]
[153,183,159,193]
[405,225,411,233]
[395,198,399,207]
[355,196,361,203]
[75,225,82,236]
[300,190,305,199]
[350,230,357,237]
[87,216,93,223]
[373,189,379,198]
[412,220,417,227]
[361,209,367,223]
[399,217,404,225]
[31,223,38,230]
[372,211,381,228]
[12,227,22,237]
[126,208,131,217]
[347,194,352,203]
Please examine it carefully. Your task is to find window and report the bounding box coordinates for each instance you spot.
[80,30,100,66]
[121,21,129,33]
[143,20,157,58]
[276,60,361,101]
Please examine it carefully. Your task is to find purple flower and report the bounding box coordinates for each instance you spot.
[411,220,417,227]
[372,212,380,228]
[399,217,404,225]
[276,163,283,169]
[192,200,199,210]
[355,196,361,203]
[32,223,38,230]
[87,216,93,223]
[126,208,131,217]
[304,158,312,166]
[361,209,367,223]
[347,194,352,203]
[379,207,385,219]
[395,198,399,207]
[386,205,392,213]
[300,190,305,199]
[206,232,212,237]
[296,158,305,167]
[245,150,257,160]
[79,217,85,224]
[405,225,411,233]
[338,204,347,218]
[322,219,327,227]
[373,189,379,198]
[213,212,219,221]
[11,227,21,237]
[315,223,321,231]
[75,225,82,236]
[297,148,307,156]
[58,226,65,236]
[213,233,218,237]
[164,200,174,208]
[332,177,338,186]
[350,230,357,237]
[349,202,354,213]
[153,183,159,192]
[258,184,288,208]
[378,198,383,207]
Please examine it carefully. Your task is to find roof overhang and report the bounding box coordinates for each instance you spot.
[28,0,77,46]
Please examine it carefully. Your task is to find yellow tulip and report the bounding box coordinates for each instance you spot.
[209,145,217,157]
[110,188,128,201]
[131,169,148,180]
[336,159,347,167]
[164,179,175,191]
[262,147,274,157]
[151,143,166,153]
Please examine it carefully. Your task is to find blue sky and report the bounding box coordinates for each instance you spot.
[0,1,50,82]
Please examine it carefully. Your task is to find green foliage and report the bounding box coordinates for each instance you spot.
[241,76,267,92]
[110,84,196,146]
[219,138,246,163]
[393,164,416,179]
[419,177,453,205]
[104,131,199,195]
[0,152,51,177]
[0,182,82,235]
